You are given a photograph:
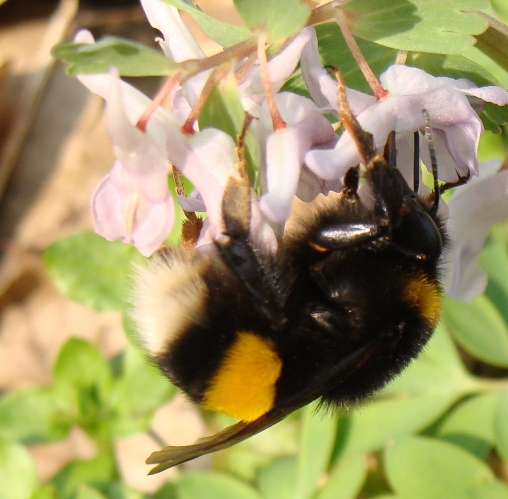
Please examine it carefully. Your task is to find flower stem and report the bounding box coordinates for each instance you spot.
[136,71,183,131]
[334,9,388,101]
[181,63,231,134]
[257,32,286,131]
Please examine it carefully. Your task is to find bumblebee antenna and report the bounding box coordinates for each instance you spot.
[413,131,420,194]
[384,131,397,168]
[422,110,440,214]
[334,69,377,165]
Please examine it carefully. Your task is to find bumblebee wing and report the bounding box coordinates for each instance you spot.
[146,341,377,473]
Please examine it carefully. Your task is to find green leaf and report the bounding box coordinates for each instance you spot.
[443,295,508,368]
[474,13,508,74]
[53,339,113,434]
[433,393,499,459]
[0,386,72,444]
[314,22,397,94]
[30,484,59,499]
[257,457,298,499]
[53,37,173,76]
[76,486,107,499]
[482,103,508,134]
[315,454,367,499]
[494,390,508,461]
[385,436,508,499]
[234,0,310,43]
[345,0,488,54]
[223,414,299,480]
[54,339,112,400]
[51,452,116,499]
[44,231,145,312]
[0,439,38,499]
[105,483,146,499]
[493,0,508,22]
[108,346,175,435]
[336,393,459,459]
[154,482,179,499]
[161,0,251,47]
[198,71,260,185]
[177,471,262,499]
[293,403,336,499]
[480,237,508,325]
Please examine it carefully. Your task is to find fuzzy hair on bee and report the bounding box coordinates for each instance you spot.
[131,78,449,474]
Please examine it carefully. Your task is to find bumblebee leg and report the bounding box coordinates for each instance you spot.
[341,165,360,199]
[439,170,471,194]
[172,166,203,250]
[383,131,397,168]
[216,177,286,325]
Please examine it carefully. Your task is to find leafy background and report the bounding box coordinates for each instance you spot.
[2,0,508,498]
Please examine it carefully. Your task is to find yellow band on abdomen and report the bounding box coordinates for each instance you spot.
[203,331,282,422]
[403,275,442,327]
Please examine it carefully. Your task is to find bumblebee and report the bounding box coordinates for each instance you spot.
[132,81,448,474]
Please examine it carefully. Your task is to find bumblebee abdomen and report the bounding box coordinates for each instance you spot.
[202,331,282,421]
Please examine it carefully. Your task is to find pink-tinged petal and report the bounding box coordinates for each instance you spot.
[250,200,278,253]
[305,100,394,180]
[131,194,175,256]
[444,160,508,301]
[104,71,170,202]
[91,173,129,241]
[170,86,193,123]
[91,161,175,257]
[260,110,336,223]
[300,28,375,115]
[74,31,182,146]
[307,82,483,182]
[296,166,327,201]
[420,129,465,183]
[109,147,169,203]
[392,132,420,187]
[74,29,94,44]
[260,128,302,223]
[461,86,508,106]
[170,127,278,252]
[140,0,205,61]
[381,65,440,96]
[177,194,206,212]
[140,0,207,106]
[249,27,314,97]
[441,122,480,177]
[172,128,240,235]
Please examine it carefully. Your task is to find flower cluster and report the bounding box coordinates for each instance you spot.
[76,0,508,302]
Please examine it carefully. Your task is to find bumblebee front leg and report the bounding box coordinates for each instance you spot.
[216,177,286,325]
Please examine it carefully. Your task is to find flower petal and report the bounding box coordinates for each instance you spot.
[131,194,175,256]
[90,172,129,242]
[444,160,508,301]
[140,0,205,61]
[248,27,314,98]
[461,86,508,106]
[300,27,375,115]
[260,108,336,223]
